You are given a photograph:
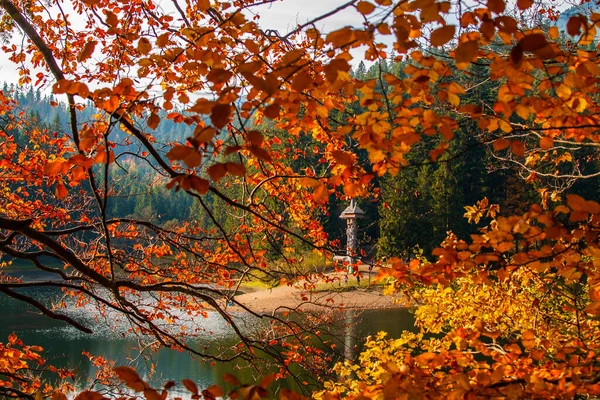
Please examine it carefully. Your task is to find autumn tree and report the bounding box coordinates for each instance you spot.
[1,0,600,398]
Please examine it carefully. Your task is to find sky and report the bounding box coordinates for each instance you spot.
[0,0,362,87]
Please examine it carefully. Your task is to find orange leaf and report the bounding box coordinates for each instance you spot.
[291,73,311,92]
[259,373,277,389]
[332,150,353,166]
[517,0,534,10]
[45,159,67,175]
[511,140,525,157]
[246,130,264,146]
[223,373,240,386]
[148,112,160,130]
[198,0,210,11]
[540,136,553,150]
[324,58,351,83]
[299,177,321,187]
[113,366,147,392]
[225,162,246,177]
[492,138,510,151]
[207,163,227,182]
[189,176,210,194]
[78,40,97,62]
[182,379,198,395]
[137,38,152,55]
[454,40,478,63]
[313,183,329,202]
[430,25,455,47]
[194,126,217,143]
[53,80,72,94]
[51,392,68,400]
[248,145,272,162]
[487,0,505,14]
[356,1,376,15]
[207,68,233,85]
[183,151,202,168]
[206,385,224,398]
[166,145,193,161]
[74,391,104,400]
[156,32,170,47]
[510,45,523,66]
[567,194,600,213]
[567,16,583,36]
[56,183,68,199]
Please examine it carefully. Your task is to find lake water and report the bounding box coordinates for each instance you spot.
[0,267,415,394]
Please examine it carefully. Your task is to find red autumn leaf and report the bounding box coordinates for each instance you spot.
[210,103,232,129]
[148,112,160,130]
[225,162,246,177]
[207,163,227,182]
[189,176,210,194]
[519,33,547,52]
[246,130,264,146]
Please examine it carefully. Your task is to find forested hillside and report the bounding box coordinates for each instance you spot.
[6,58,600,261]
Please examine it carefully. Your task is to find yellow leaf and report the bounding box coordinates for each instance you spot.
[447,92,460,107]
[556,84,572,100]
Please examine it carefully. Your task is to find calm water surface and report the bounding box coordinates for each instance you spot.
[1,265,415,393]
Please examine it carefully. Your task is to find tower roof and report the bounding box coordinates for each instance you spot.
[340,199,365,219]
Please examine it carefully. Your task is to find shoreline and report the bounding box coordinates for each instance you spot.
[229,270,406,314]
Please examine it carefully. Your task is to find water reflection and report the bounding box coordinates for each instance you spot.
[0,283,415,392]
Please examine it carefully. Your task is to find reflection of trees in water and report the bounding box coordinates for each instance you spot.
[343,310,357,362]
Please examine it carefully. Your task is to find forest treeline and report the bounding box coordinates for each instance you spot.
[4,54,599,261]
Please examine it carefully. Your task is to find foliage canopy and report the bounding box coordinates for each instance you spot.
[1,0,600,398]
